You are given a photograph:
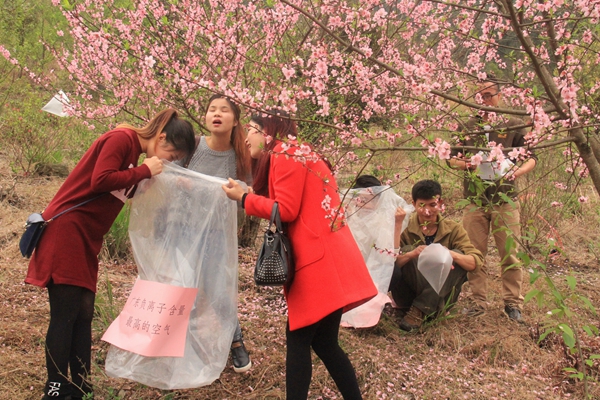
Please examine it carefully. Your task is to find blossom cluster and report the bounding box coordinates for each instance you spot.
[2,0,597,196]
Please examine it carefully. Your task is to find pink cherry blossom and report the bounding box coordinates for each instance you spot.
[282,66,295,80]
[4,0,596,205]
[470,154,483,166]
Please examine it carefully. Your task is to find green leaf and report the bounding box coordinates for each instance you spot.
[519,251,531,266]
[536,291,545,307]
[455,199,472,209]
[549,308,563,316]
[529,269,540,284]
[504,236,515,254]
[577,296,597,314]
[539,329,554,342]
[550,287,564,302]
[566,275,576,290]
[568,371,583,380]
[564,308,574,318]
[498,192,512,203]
[524,289,540,303]
[558,324,575,348]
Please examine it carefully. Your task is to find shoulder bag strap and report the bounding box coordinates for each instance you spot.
[270,202,285,233]
[47,193,106,222]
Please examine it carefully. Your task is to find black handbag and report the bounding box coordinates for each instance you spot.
[19,213,47,258]
[254,202,295,287]
[19,194,104,258]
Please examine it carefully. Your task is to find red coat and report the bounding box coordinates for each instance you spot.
[245,143,376,330]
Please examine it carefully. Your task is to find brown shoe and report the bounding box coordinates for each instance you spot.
[399,306,424,331]
[463,304,485,317]
[382,304,408,320]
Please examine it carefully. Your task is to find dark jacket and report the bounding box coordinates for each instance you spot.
[451,116,535,204]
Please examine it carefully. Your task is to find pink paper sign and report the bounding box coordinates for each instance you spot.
[102,279,198,357]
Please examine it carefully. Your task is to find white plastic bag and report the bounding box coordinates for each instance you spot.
[417,243,453,294]
[41,90,70,117]
[340,186,414,327]
[105,162,240,389]
[475,151,515,180]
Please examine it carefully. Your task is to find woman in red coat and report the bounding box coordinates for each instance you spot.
[223,111,376,399]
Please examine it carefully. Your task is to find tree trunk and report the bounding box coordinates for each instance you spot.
[569,127,600,195]
[238,213,262,248]
[500,0,600,196]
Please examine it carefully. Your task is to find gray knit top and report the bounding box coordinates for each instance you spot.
[185,136,237,180]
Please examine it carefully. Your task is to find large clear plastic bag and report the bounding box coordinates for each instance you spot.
[105,162,240,389]
[340,186,414,327]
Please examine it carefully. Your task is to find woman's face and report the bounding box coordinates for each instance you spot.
[148,133,185,161]
[205,98,238,137]
[246,121,266,159]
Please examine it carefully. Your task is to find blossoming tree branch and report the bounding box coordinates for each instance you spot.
[2,0,599,194]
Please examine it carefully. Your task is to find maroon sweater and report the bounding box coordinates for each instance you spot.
[26,128,151,292]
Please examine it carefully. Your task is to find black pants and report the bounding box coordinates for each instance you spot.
[389,248,468,316]
[285,308,362,400]
[44,282,95,399]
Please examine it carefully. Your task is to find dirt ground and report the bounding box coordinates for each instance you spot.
[1,155,599,400]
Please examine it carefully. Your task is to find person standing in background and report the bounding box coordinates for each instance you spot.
[448,76,536,322]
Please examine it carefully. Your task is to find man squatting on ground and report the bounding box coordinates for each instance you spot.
[389,180,484,331]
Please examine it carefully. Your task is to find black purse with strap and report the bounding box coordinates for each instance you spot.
[254,202,295,287]
[19,194,104,258]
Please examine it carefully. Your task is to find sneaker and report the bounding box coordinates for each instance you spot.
[504,305,523,322]
[231,340,252,373]
[463,304,485,317]
[399,306,424,332]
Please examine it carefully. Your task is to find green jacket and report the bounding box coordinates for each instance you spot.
[401,213,484,269]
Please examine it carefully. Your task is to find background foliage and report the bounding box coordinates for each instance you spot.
[0,0,599,398]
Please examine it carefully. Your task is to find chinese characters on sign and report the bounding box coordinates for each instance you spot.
[102,279,198,357]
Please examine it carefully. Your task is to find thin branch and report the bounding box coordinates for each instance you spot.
[499,0,563,114]
[430,89,556,116]
[424,0,508,18]
[357,136,578,153]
